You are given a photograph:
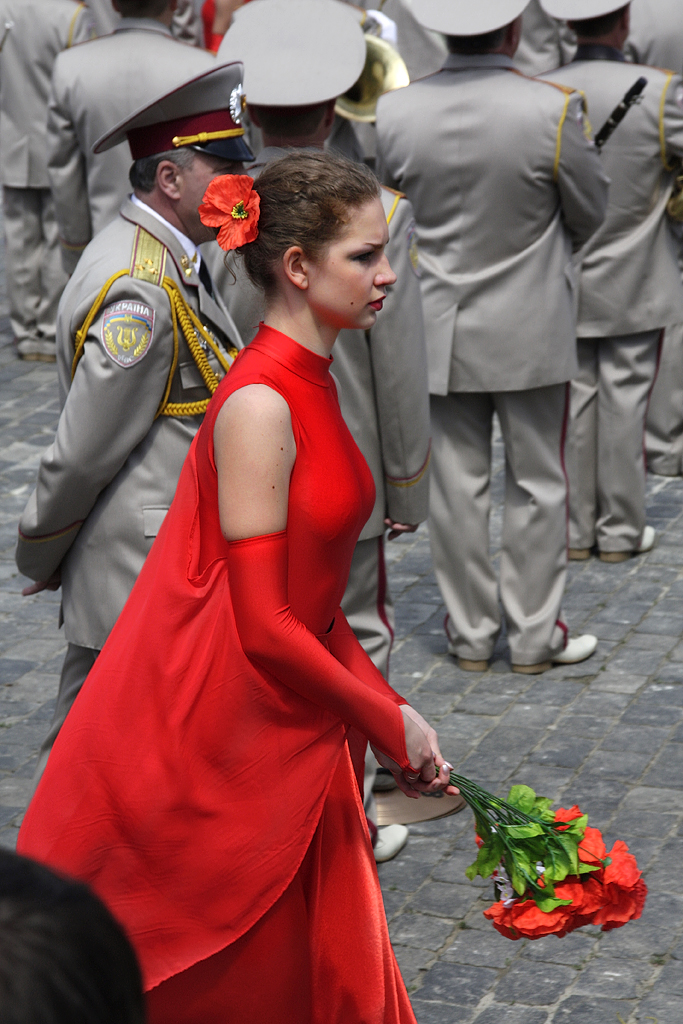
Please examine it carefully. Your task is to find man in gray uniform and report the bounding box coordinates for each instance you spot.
[377,0,608,674]
[541,0,683,558]
[218,0,433,857]
[48,0,214,275]
[17,63,250,777]
[0,0,93,361]
[86,0,203,46]
[625,0,683,476]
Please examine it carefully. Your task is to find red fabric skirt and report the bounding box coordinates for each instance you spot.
[146,743,415,1024]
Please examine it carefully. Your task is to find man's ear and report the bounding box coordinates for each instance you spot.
[155,159,183,202]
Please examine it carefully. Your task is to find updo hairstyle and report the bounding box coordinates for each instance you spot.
[237,150,381,295]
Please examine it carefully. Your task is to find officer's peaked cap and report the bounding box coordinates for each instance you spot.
[412,0,527,36]
[93,62,254,163]
[217,0,366,107]
[541,0,631,19]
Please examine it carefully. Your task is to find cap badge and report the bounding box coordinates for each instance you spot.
[230,85,246,125]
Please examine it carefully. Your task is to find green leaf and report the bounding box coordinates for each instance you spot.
[504,823,544,839]
[507,785,537,813]
[534,895,573,913]
[578,861,601,875]
[465,859,479,881]
[560,815,588,836]
[554,833,580,875]
[533,797,553,814]
[476,835,504,878]
[510,858,528,896]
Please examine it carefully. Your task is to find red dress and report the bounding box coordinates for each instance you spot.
[18,326,417,1024]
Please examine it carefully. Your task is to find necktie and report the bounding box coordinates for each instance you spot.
[198,258,214,299]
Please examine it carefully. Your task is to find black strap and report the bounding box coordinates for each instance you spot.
[198,258,214,299]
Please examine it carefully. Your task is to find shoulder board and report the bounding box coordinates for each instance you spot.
[130,225,167,285]
[509,68,575,95]
[381,186,406,198]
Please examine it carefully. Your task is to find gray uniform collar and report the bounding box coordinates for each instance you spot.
[114,18,173,37]
[119,197,235,337]
[442,52,515,72]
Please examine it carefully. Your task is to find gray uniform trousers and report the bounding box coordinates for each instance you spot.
[567,330,662,552]
[33,643,98,782]
[3,187,67,356]
[341,535,396,826]
[429,386,569,667]
[645,322,683,476]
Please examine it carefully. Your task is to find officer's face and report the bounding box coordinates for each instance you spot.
[175,152,244,245]
[298,197,397,333]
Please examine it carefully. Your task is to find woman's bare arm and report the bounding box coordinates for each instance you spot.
[214,384,296,542]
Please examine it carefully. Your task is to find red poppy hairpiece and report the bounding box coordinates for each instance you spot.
[199,174,260,251]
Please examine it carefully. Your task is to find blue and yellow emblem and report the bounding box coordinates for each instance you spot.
[100,300,155,368]
[407,221,421,278]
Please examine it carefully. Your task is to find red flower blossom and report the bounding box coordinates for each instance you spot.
[592,840,648,931]
[199,174,260,250]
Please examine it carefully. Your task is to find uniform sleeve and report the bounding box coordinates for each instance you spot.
[226,530,411,767]
[16,278,175,582]
[47,60,92,275]
[555,91,610,250]
[369,197,430,526]
[661,73,683,164]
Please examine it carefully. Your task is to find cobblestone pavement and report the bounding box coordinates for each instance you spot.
[1,272,682,1021]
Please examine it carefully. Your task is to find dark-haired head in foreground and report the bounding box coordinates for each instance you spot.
[0,849,144,1024]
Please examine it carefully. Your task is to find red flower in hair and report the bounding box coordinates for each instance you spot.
[199,174,260,251]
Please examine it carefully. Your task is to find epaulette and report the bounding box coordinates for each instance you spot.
[380,186,405,226]
[381,185,406,199]
[130,226,167,285]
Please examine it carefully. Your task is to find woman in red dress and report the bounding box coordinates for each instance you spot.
[18,151,457,1022]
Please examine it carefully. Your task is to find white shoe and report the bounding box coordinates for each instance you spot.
[638,525,656,553]
[374,823,409,863]
[553,634,598,665]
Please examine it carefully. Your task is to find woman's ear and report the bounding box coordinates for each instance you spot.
[281,246,309,291]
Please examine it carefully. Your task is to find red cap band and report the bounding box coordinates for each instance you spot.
[127,109,243,160]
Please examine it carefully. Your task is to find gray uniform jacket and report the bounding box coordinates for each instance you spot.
[85,0,203,47]
[16,198,241,650]
[0,0,93,188]
[376,52,609,395]
[350,0,446,82]
[214,150,431,537]
[48,19,214,271]
[626,0,683,76]
[544,57,683,337]
[514,0,576,78]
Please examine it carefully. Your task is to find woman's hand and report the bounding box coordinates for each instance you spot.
[372,706,459,800]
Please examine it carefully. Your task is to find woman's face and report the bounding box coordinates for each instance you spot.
[304,197,397,333]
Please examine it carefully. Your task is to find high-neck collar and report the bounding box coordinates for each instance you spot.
[442,52,514,72]
[574,43,626,62]
[250,325,332,387]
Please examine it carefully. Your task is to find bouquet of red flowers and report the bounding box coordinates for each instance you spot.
[449,774,647,940]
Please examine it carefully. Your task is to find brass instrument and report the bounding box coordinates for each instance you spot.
[335,34,409,124]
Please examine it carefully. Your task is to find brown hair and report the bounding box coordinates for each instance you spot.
[570,5,628,38]
[237,150,381,295]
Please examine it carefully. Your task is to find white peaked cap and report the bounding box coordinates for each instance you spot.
[541,0,631,18]
[411,0,528,36]
[217,0,367,107]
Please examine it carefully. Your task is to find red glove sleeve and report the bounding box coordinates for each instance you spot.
[226,531,410,769]
[324,609,408,707]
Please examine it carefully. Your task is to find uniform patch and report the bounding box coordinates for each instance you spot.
[407,221,421,278]
[100,300,155,368]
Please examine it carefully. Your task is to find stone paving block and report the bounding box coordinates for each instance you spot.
[578,748,654,783]
[395,946,435,988]
[378,838,452,894]
[629,633,679,652]
[607,647,668,675]
[521,931,596,966]
[655,663,683,683]
[636,613,683,635]
[583,619,632,642]
[390,912,455,951]
[439,928,522,968]
[635,990,683,1024]
[528,735,598,769]
[407,882,480,921]
[506,766,576,799]
[494,959,577,1005]
[588,671,647,694]
[609,806,679,838]
[430,849,489,889]
[521,679,586,706]
[601,723,670,753]
[591,601,651,625]
[498,703,563,729]
[470,1006,549,1024]
[621,698,683,727]
[410,1001,475,1024]
[651,959,683,996]
[598,894,683,960]
[552,995,636,1023]
[555,713,618,738]
[0,658,36,683]
[571,956,652,999]
[641,837,683,892]
[414,962,499,1006]
[640,743,683,788]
